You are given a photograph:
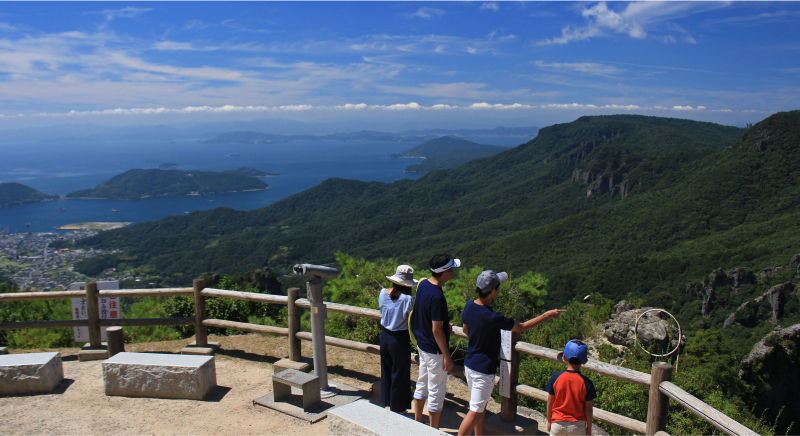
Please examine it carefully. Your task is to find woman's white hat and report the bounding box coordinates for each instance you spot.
[386,265,419,287]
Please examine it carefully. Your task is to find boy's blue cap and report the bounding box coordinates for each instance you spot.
[564,340,588,364]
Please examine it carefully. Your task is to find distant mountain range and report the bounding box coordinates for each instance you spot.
[391,136,508,173]
[0,183,58,208]
[65,168,269,200]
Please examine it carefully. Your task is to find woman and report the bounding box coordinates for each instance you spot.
[379,264,418,414]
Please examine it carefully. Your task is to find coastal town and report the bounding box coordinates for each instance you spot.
[0,229,121,291]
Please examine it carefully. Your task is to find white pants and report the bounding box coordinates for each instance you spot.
[550,420,587,436]
[413,348,448,412]
[465,366,494,413]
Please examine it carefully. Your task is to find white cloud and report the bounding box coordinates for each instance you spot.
[533,60,625,76]
[334,103,368,110]
[413,7,446,20]
[382,102,422,110]
[538,2,711,46]
[672,105,694,110]
[481,3,499,12]
[153,41,218,51]
[0,23,17,31]
[89,7,152,22]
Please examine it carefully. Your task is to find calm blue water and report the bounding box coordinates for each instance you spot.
[0,139,429,233]
[1,136,526,233]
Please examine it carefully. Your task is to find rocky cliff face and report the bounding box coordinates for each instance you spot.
[601,301,685,352]
[739,324,800,435]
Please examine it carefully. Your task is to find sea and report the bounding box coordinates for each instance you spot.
[0,136,525,233]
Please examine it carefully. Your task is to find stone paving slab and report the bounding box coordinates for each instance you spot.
[328,399,447,436]
[0,352,63,396]
[103,352,216,400]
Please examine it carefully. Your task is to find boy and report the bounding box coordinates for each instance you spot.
[545,340,597,436]
[412,254,459,429]
[458,271,565,436]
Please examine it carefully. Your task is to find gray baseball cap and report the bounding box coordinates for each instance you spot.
[476,270,509,293]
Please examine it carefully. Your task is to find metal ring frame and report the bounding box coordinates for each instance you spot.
[633,308,683,358]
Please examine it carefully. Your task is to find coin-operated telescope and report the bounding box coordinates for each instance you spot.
[293,263,339,398]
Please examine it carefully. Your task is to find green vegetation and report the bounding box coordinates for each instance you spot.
[391,136,508,173]
[223,167,280,177]
[0,182,58,208]
[65,168,268,200]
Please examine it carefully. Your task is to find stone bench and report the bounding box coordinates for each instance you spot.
[0,352,64,396]
[273,368,320,412]
[103,352,216,400]
[329,399,447,436]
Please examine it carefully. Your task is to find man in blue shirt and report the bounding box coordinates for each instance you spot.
[412,253,460,429]
[458,271,565,436]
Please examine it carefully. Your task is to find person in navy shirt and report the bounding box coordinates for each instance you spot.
[412,253,460,429]
[458,271,565,436]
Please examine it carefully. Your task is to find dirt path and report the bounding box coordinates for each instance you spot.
[1,334,499,435]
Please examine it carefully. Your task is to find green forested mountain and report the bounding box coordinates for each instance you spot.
[391,136,508,173]
[74,114,752,287]
[65,169,268,200]
[222,167,281,177]
[0,183,58,208]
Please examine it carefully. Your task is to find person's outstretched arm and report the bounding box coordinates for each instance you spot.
[512,309,566,332]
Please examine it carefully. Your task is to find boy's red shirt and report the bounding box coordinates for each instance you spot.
[545,369,597,422]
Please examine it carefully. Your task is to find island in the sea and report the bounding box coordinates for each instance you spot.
[223,167,281,177]
[65,168,269,200]
[158,163,179,169]
[0,182,59,208]
[391,136,508,173]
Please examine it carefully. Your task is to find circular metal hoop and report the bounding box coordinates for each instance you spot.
[633,308,683,358]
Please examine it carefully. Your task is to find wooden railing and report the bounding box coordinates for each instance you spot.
[0,280,758,436]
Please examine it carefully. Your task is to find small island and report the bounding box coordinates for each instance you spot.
[392,136,508,173]
[0,183,59,208]
[159,163,179,169]
[223,167,281,177]
[65,169,269,200]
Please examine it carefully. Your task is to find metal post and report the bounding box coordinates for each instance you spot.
[646,362,673,435]
[287,287,301,361]
[307,276,335,397]
[501,331,521,422]
[193,278,207,347]
[86,281,101,348]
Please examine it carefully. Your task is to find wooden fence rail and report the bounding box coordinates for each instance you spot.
[0,283,757,436]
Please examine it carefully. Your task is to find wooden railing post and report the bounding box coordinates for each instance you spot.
[646,362,673,435]
[85,281,101,348]
[193,278,207,347]
[287,287,301,361]
[501,331,521,422]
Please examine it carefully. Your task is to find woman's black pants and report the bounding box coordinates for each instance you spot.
[380,327,411,414]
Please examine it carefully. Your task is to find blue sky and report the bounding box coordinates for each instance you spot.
[0,1,798,130]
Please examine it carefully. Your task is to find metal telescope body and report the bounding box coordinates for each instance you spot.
[292,263,339,397]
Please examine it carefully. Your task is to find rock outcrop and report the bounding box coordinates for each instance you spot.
[602,305,685,353]
[723,282,792,327]
[739,324,800,435]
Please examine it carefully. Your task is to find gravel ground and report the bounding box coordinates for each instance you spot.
[0,333,502,435]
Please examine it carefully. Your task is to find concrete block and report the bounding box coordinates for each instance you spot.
[328,399,447,436]
[273,368,320,412]
[274,357,313,374]
[181,341,220,356]
[0,347,7,355]
[484,412,542,435]
[78,342,108,361]
[103,352,216,400]
[0,352,64,396]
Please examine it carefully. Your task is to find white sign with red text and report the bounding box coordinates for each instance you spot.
[70,281,121,343]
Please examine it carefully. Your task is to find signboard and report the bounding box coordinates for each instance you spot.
[500,329,512,361]
[70,281,121,343]
[499,360,512,398]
